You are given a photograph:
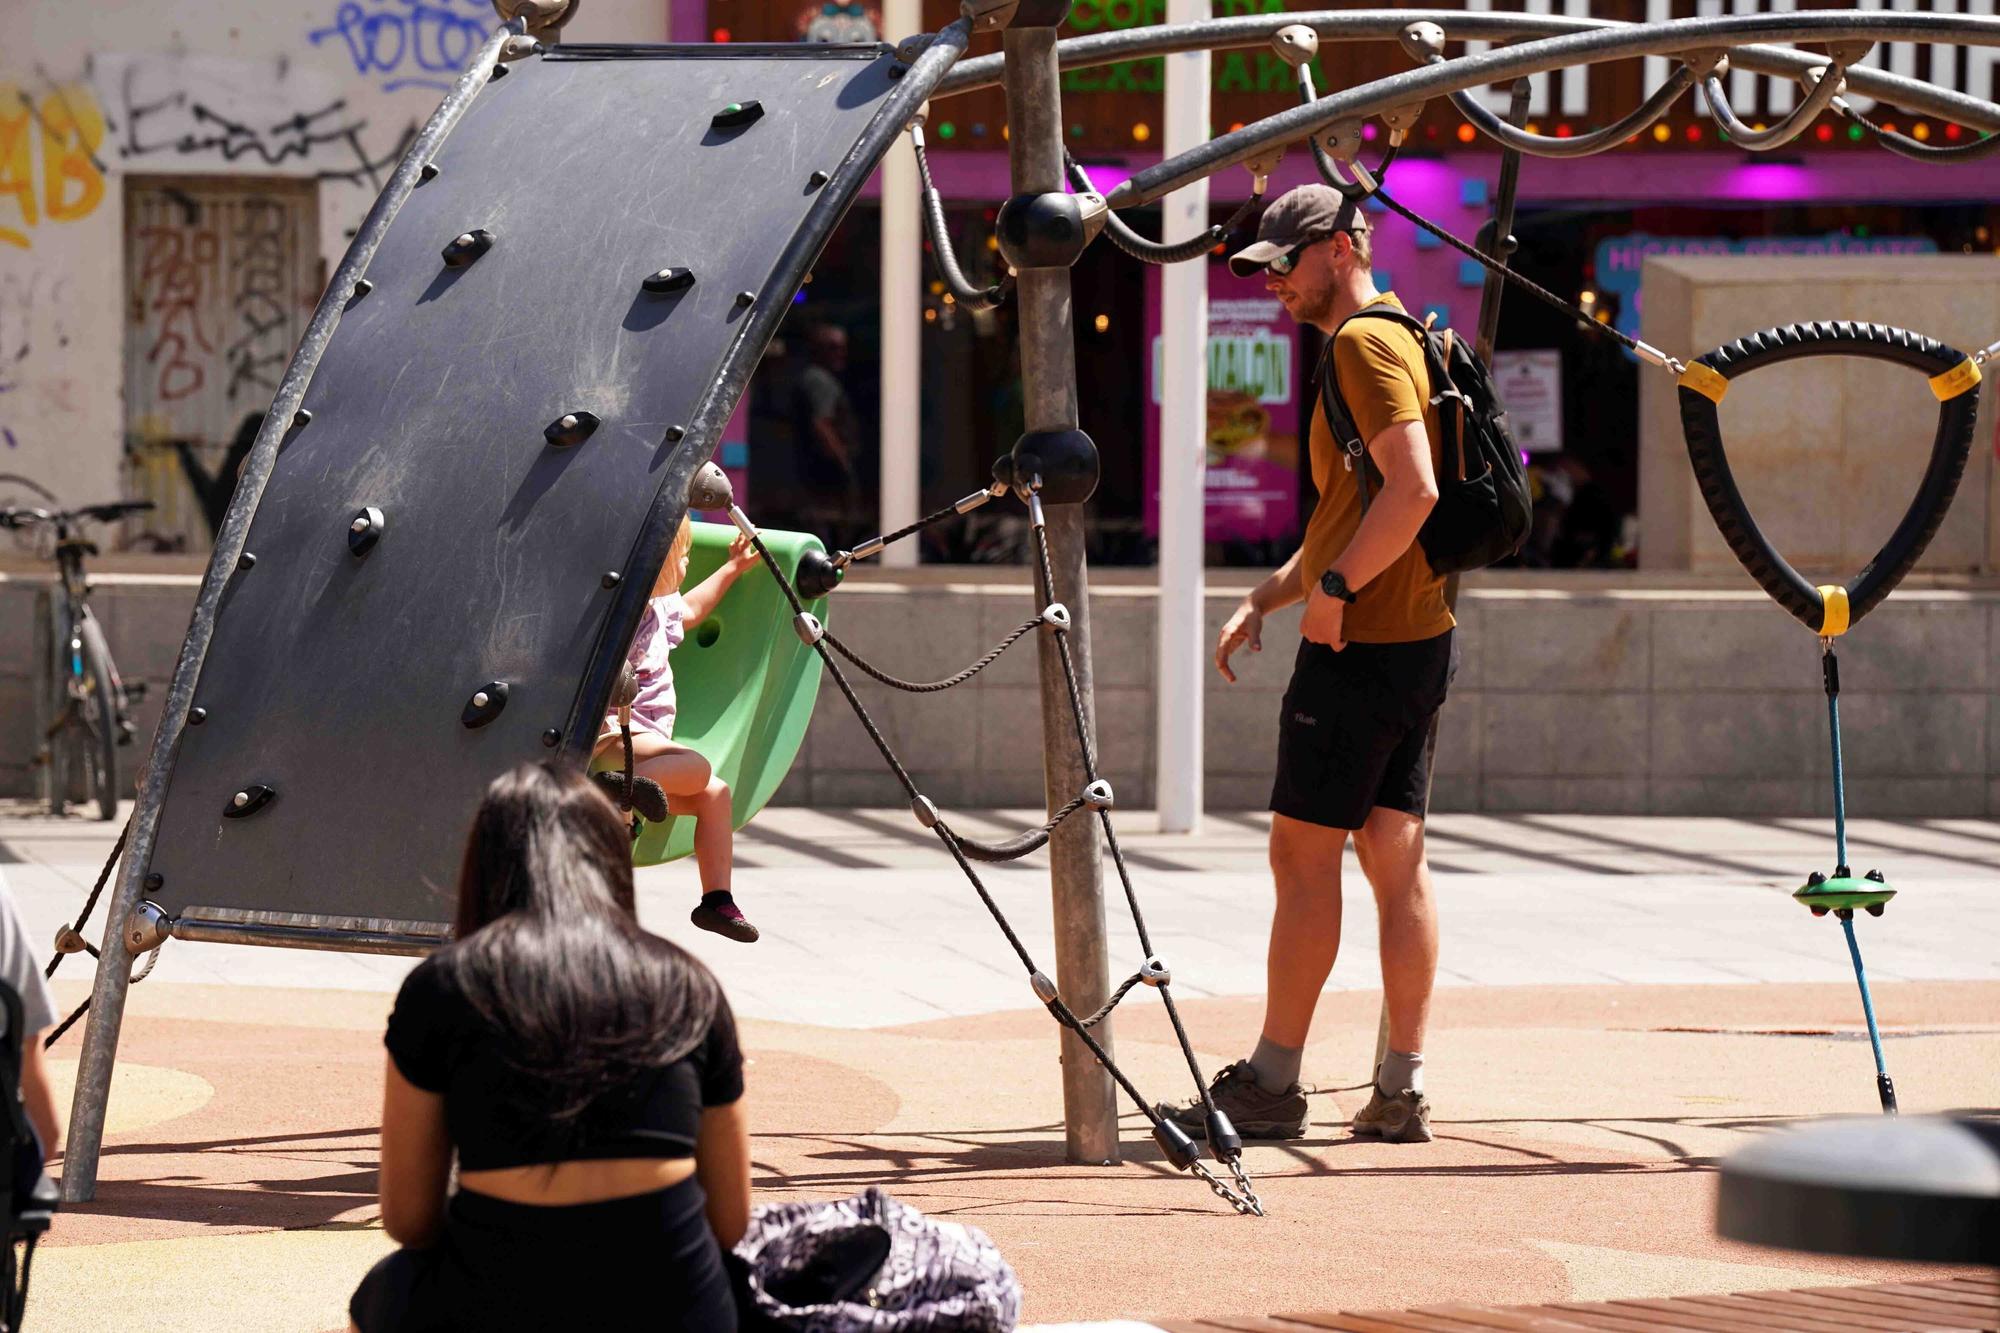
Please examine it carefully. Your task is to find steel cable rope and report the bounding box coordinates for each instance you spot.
[1837,97,2000,161]
[1063,152,1262,265]
[41,815,165,1050]
[832,484,1005,569]
[736,522,1261,1213]
[1023,507,1263,1214]
[818,615,1044,694]
[910,126,1010,312]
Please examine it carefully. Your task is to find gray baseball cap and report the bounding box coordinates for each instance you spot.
[1227,184,1367,278]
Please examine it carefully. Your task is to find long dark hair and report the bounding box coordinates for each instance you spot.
[440,761,720,1121]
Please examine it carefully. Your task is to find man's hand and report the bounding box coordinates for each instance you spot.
[1215,601,1264,684]
[1299,586,1346,651]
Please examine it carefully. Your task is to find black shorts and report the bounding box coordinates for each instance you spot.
[1270,629,1457,831]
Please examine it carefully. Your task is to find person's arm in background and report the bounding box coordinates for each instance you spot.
[695,1099,751,1250]
[1215,546,1306,683]
[0,891,60,1158]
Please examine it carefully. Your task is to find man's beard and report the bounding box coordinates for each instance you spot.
[1289,280,1337,327]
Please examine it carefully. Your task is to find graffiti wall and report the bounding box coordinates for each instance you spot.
[0,0,664,550]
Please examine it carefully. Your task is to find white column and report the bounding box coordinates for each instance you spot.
[878,0,923,567]
[1155,0,1209,833]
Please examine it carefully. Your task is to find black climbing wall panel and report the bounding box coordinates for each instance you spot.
[144,43,900,932]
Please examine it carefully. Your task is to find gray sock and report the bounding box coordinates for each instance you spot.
[1378,1048,1424,1097]
[1247,1035,1303,1093]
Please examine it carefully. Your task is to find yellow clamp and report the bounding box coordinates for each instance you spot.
[1678,361,1729,404]
[1816,585,1850,639]
[1928,357,1981,401]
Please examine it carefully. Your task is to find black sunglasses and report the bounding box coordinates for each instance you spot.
[1266,227,1364,276]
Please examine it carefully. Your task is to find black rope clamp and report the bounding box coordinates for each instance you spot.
[1678,322,1979,637]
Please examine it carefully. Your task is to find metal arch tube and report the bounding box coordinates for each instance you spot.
[1701,56,1855,151]
[1105,12,2000,208]
[1453,61,1695,158]
[564,17,974,767]
[56,18,527,1205]
[933,10,2000,147]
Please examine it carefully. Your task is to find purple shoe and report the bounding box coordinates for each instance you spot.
[691,894,759,943]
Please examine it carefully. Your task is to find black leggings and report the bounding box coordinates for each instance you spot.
[351,1175,737,1331]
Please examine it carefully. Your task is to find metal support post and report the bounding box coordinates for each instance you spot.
[1002,22,1120,1165]
[879,0,924,568]
[1155,0,1211,835]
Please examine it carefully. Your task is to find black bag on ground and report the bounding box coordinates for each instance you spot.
[1315,306,1531,575]
[733,1186,1020,1332]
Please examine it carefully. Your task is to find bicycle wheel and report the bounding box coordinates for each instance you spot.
[32,592,68,817]
[77,611,122,821]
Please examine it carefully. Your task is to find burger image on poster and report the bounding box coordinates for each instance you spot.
[1207,390,1272,462]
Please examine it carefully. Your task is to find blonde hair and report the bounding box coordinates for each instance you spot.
[653,515,694,596]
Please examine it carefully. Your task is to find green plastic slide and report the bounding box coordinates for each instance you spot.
[616,522,829,866]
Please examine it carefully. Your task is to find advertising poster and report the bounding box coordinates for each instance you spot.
[1143,265,1301,544]
[1492,350,1563,454]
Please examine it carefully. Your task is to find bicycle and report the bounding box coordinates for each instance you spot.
[1,499,154,820]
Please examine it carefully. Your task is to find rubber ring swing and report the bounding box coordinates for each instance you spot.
[1677,320,1983,1116]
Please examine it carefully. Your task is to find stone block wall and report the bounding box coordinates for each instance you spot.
[6,570,1996,817]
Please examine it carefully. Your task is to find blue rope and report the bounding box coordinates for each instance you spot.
[1840,913,1889,1081]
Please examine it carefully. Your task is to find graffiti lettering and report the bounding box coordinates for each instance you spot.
[308,0,492,94]
[136,224,220,403]
[0,84,108,248]
[0,271,74,397]
[224,200,292,403]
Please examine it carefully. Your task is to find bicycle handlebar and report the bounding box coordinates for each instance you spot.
[0,500,154,529]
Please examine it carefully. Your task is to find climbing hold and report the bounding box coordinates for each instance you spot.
[237,552,257,571]
[711,100,765,130]
[442,228,496,268]
[642,267,696,294]
[418,162,440,184]
[541,728,562,748]
[223,784,276,820]
[733,290,756,310]
[601,571,622,590]
[143,873,163,892]
[188,707,207,726]
[664,425,686,443]
[1151,1118,1202,1171]
[462,681,510,729]
[794,611,825,646]
[348,507,385,557]
[794,549,844,599]
[1083,779,1115,811]
[293,409,313,428]
[911,793,939,828]
[352,278,373,300]
[490,62,509,80]
[807,169,830,190]
[1794,872,1895,914]
[544,411,601,448]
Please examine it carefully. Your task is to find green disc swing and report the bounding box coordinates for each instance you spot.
[1677,321,1983,1114]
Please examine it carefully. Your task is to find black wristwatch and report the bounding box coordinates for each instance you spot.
[1318,569,1357,603]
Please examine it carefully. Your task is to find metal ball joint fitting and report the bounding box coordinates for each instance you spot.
[995,191,1090,271]
[1008,427,1099,505]
[348,506,385,556]
[1083,779,1115,811]
[125,901,171,955]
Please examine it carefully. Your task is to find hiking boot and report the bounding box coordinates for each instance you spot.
[1158,1061,1307,1140]
[690,895,760,944]
[1349,1082,1432,1143]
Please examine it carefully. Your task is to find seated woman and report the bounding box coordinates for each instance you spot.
[351,762,750,1332]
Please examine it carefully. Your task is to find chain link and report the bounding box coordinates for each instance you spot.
[1189,1157,1263,1216]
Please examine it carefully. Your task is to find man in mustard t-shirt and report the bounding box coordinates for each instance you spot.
[1164,185,1454,1145]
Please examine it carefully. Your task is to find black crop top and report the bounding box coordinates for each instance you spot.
[385,955,743,1172]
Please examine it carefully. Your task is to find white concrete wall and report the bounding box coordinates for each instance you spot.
[0,0,666,533]
[1638,255,2000,577]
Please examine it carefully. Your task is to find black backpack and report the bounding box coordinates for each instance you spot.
[1315,307,1531,575]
